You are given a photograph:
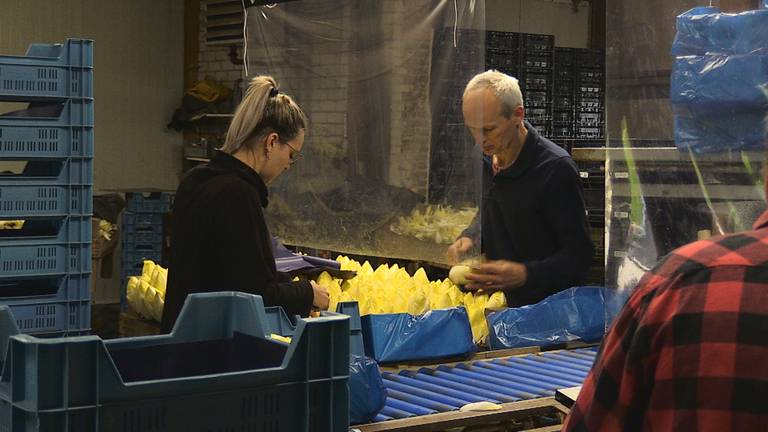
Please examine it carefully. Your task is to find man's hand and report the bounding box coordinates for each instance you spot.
[310,280,330,310]
[447,237,474,264]
[464,260,527,292]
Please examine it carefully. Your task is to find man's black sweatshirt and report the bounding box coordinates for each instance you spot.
[461,122,594,307]
[161,151,313,332]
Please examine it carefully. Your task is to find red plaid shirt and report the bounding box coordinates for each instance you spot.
[564,211,768,432]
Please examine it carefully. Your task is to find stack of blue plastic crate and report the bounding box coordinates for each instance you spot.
[0,39,94,335]
[120,192,171,306]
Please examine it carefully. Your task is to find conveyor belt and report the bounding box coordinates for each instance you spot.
[373,347,597,423]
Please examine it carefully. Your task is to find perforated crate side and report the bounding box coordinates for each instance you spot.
[0,39,93,101]
[0,184,92,217]
[0,125,93,159]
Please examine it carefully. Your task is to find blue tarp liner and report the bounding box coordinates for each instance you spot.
[362,307,476,363]
[671,6,768,153]
[349,354,387,425]
[486,286,630,350]
[671,7,768,56]
[671,54,768,116]
[674,112,767,154]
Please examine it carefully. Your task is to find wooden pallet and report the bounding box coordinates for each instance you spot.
[353,397,570,432]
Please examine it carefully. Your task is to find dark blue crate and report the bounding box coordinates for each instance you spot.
[122,212,163,227]
[0,157,92,185]
[0,124,93,159]
[0,241,90,279]
[0,292,350,432]
[125,192,172,213]
[0,183,92,217]
[0,39,93,101]
[0,272,90,304]
[122,242,162,254]
[0,215,91,245]
[121,250,162,267]
[0,99,94,127]
[122,230,163,244]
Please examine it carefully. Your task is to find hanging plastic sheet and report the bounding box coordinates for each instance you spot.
[245,1,485,264]
[361,307,476,363]
[486,286,630,350]
[349,354,386,425]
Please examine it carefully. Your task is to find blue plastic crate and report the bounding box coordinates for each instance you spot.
[0,183,92,217]
[121,230,163,244]
[0,124,93,159]
[0,157,92,185]
[0,292,350,431]
[0,272,90,304]
[125,192,172,213]
[0,99,93,127]
[0,39,93,101]
[122,212,163,227]
[0,215,91,245]
[0,241,90,279]
[2,299,89,335]
[264,301,365,358]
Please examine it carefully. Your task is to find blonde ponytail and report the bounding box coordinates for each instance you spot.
[221,75,307,154]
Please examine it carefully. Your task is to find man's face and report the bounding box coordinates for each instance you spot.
[462,88,520,156]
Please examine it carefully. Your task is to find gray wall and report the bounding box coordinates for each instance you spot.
[0,0,185,193]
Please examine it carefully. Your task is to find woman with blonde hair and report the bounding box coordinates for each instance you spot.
[161,75,329,332]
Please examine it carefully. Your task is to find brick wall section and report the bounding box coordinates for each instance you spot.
[196,1,431,197]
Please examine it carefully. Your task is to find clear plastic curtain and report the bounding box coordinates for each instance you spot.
[605,0,767,294]
[244,0,486,264]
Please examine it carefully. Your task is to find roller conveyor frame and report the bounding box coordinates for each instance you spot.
[354,344,597,432]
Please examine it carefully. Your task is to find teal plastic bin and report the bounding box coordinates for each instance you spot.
[0,292,351,431]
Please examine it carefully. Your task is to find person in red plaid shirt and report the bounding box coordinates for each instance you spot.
[564,126,768,431]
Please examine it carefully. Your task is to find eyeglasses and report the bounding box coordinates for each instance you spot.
[282,141,302,163]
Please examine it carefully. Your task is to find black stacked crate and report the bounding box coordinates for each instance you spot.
[520,34,554,138]
[552,48,576,139]
[579,161,606,285]
[574,49,605,140]
[485,31,520,78]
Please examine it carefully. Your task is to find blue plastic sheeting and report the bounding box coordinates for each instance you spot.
[674,112,767,154]
[349,355,387,425]
[361,307,475,363]
[671,54,768,116]
[672,7,768,56]
[486,286,629,350]
[370,348,597,423]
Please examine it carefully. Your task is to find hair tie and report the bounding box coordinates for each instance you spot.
[269,87,279,98]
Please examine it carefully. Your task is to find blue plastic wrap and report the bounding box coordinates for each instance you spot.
[674,112,767,154]
[486,286,630,350]
[671,54,768,116]
[672,7,768,56]
[349,354,386,425]
[361,307,476,363]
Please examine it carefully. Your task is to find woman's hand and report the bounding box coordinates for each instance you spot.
[310,280,330,310]
[446,237,474,264]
